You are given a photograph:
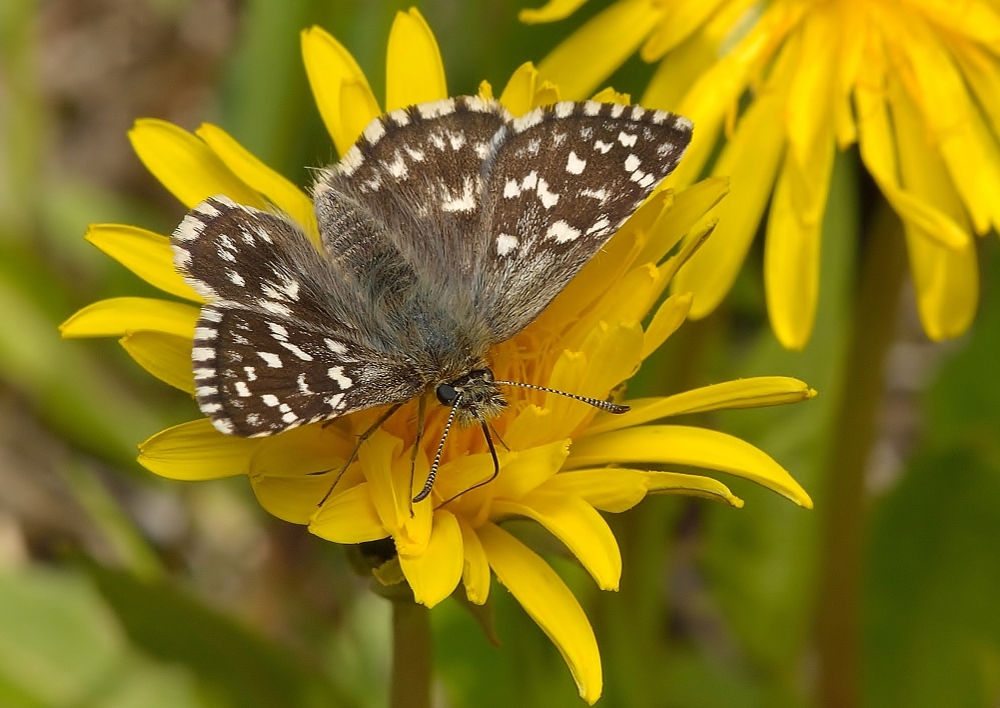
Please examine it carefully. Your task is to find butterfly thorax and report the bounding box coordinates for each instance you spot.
[435,368,507,426]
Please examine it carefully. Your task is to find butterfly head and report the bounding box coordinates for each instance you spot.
[436,368,507,426]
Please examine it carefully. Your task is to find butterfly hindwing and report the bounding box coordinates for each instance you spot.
[191,305,423,436]
[173,197,423,436]
[173,196,355,327]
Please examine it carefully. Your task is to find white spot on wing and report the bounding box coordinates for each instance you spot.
[338,146,363,176]
[193,201,221,217]
[441,178,478,213]
[235,381,251,397]
[326,393,345,410]
[536,178,559,209]
[192,347,215,361]
[624,154,641,172]
[417,98,456,119]
[496,233,518,256]
[327,366,353,388]
[389,109,410,126]
[512,107,544,132]
[259,300,292,317]
[258,351,283,368]
[261,394,280,407]
[384,152,408,179]
[278,275,300,300]
[545,220,581,243]
[363,119,386,144]
[618,131,637,147]
[173,215,205,242]
[566,151,586,174]
[280,341,313,361]
[554,101,574,118]
[587,216,611,234]
[594,140,612,154]
[243,366,257,381]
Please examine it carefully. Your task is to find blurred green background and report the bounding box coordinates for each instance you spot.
[1,0,999,706]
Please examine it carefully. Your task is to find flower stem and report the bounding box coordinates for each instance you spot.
[390,597,432,708]
[816,199,907,707]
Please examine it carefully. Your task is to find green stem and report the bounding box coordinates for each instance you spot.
[816,200,907,707]
[390,597,432,708]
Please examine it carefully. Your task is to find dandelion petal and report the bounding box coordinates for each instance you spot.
[479,522,603,704]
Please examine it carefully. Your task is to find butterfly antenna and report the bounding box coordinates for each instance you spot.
[413,392,462,503]
[493,380,630,414]
[436,421,501,508]
[318,402,403,507]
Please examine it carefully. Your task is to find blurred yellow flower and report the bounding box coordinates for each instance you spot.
[527,0,995,348]
[61,8,814,703]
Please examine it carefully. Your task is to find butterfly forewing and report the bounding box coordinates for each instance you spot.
[314,96,509,278]
[476,100,692,341]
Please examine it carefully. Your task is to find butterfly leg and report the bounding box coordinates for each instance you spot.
[408,393,427,517]
[318,402,403,507]
[436,421,501,508]
[487,420,510,451]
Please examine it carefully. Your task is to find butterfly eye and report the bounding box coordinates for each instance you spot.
[436,383,459,406]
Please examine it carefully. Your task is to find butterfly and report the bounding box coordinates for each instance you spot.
[171,96,692,501]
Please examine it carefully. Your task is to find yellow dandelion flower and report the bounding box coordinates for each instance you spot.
[527,0,996,348]
[61,8,814,703]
